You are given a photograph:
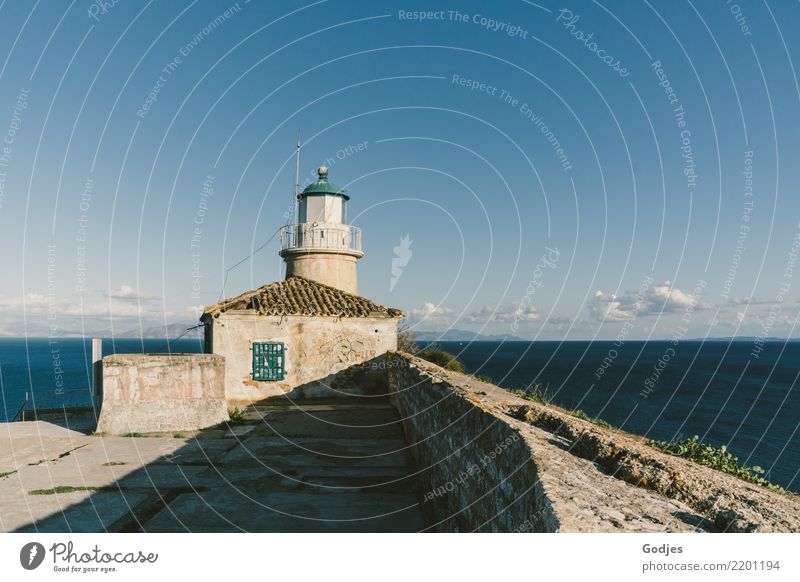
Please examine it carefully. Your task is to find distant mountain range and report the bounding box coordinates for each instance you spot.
[11,322,204,339]
[691,336,794,342]
[413,329,525,342]
[115,323,204,339]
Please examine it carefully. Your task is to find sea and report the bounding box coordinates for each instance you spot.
[0,338,203,421]
[0,337,798,492]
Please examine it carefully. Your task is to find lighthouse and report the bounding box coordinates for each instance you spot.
[279,166,363,294]
[201,163,401,403]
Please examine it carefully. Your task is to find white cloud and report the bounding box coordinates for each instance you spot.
[590,281,712,322]
[546,316,574,326]
[752,311,799,328]
[188,305,205,319]
[713,306,800,333]
[590,290,635,322]
[730,296,778,306]
[411,302,455,319]
[0,293,156,318]
[0,290,189,336]
[107,285,158,302]
[409,301,542,328]
[649,281,709,311]
[464,304,540,323]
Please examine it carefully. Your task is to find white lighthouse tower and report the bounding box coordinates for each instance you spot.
[279,166,363,294]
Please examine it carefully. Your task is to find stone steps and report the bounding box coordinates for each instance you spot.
[2,396,430,533]
[141,396,429,532]
[143,489,428,533]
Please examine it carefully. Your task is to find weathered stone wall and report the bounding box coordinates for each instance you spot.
[387,353,556,532]
[387,352,800,533]
[210,313,398,402]
[97,354,227,435]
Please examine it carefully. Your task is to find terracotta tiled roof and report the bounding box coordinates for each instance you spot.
[202,276,404,318]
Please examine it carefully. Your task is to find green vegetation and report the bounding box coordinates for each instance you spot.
[512,385,613,429]
[410,335,488,379]
[647,435,785,493]
[570,409,612,429]
[29,485,99,496]
[0,471,16,479]
[101,461,125,467]
[90,431,107,437]
[122,432,144,438]
[396,325,491,381]
[514,386,783,492]
[173,433,185,439]
[417,346,465,373]
[512,382,553,405]
[397,321,419,354]
[228,407,247,422]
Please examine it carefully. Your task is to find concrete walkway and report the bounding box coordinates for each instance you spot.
[0,397,430,532]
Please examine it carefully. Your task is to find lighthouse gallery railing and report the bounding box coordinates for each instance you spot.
[279,223,362,254]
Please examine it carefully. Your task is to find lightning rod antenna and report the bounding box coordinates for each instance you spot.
[294,130,301,199]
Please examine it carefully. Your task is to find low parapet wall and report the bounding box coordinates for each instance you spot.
[387,352,800,532]
[97,354,228,435]
[387,353,553,532]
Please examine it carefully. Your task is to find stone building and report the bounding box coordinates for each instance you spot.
[201,166,403,402]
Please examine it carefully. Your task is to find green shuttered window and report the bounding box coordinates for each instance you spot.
[252,342,285,381]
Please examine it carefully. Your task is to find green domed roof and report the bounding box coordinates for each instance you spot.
[301,166,350,200]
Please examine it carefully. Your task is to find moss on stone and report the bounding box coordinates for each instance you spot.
[28,486,100,496]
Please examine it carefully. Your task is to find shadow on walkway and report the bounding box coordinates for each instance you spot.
[4,391,430,532]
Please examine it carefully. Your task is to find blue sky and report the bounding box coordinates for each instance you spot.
[0,0,799,339]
